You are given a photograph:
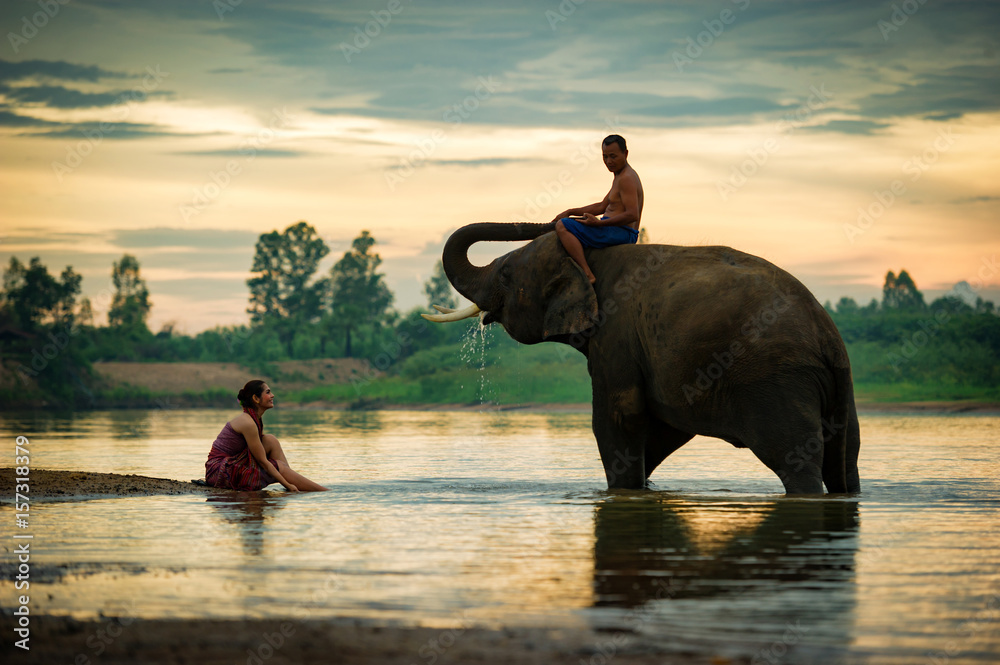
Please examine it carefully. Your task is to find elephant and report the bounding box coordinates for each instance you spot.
[423,222,861,494]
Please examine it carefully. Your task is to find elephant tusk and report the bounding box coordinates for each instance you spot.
[432,305,455,314]
[421,303,482,323]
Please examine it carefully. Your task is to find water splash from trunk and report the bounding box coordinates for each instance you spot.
[459,313,496,408]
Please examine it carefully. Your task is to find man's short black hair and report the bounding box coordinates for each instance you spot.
[602,134,627,152]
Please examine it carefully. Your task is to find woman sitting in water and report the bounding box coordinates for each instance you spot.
[205,380,327,492]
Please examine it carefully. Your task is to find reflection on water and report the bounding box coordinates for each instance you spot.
[206,494,286,557]
[593,497,858,606]
[590,496,860,660]
[1,410,998,663]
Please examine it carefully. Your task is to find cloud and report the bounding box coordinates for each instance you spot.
[856,65,1000,122]
[630,96,787,119]
[0,58,126,83]
[387,157,540,170]
[803,119,891,135]
[171,148,309,159]
[0,108,60,127]
[27,122,182,140]
[110,227,259,251]
[3,84,146,109]
[949,196,1000,205]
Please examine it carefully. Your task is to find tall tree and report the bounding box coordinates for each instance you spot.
[108,254,151,330]
[835,297,859,315]
[882,269,925,310]
[329,230,393,357]
[247,221,329,356]
[1,256,81,330]
[423,260,458,310]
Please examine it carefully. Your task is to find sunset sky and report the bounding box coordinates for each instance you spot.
[1,0,998,333]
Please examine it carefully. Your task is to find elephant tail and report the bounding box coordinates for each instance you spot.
[821,357,853,494]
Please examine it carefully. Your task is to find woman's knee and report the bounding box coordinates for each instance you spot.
[261,434,282,451]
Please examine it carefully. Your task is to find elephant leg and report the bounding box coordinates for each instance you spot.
[741,407,826,494]
[645,419,694,481]
[590,363,648,489]
[845,401,861,493]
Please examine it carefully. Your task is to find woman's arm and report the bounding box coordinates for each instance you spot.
[232,415,298,491]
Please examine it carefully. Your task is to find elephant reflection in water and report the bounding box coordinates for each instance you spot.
[590,497,859,657]
[592,498,858,607]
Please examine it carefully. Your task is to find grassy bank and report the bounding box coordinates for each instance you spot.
[285,339,593,407]
[5,329,996,411]
[284,335,999,408]
[851,382,1000,403]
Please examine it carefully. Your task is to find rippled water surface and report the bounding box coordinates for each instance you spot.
[2,409,998,663]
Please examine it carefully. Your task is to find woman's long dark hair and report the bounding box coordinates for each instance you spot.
[237,380,267,409]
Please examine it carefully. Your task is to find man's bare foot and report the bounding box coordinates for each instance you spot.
[587,273,597,284]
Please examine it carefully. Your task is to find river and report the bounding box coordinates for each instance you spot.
[1,408,998,664]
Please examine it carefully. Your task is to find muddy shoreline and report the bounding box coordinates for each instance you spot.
[1,615,731,665]
[0,468,220,501]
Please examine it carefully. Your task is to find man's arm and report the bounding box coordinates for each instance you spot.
[551,194,610,223]
[586,173,640,227]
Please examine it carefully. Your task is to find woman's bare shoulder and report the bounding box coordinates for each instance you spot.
[229,412,252,430]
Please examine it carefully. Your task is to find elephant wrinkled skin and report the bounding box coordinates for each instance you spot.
[430,221,861,494]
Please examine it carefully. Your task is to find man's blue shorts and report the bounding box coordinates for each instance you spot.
[559,217,639,249]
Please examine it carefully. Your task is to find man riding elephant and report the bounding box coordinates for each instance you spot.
[552,134,644,284]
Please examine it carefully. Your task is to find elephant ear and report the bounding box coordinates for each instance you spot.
[541,257,598,340]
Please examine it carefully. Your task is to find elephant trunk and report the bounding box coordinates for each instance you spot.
[441,221,556,308]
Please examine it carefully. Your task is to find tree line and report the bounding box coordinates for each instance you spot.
[822,269,999,392]
[0,221,464,406]
[1,224,997,407]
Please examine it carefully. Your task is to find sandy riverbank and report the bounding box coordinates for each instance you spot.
[0,468,216,500]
